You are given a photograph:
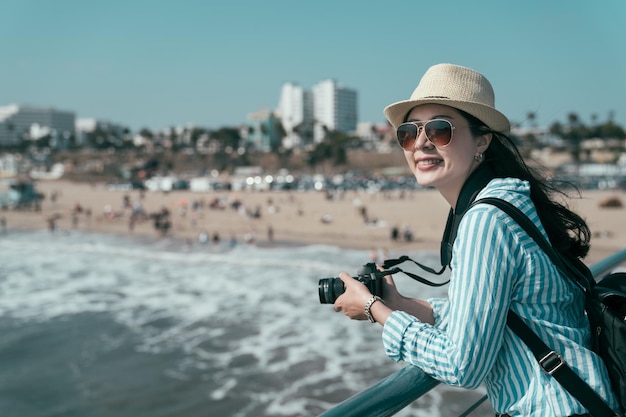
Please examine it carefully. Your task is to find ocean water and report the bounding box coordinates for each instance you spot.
[0,230,492,417]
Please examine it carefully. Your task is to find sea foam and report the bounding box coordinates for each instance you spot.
[0,230,490,416]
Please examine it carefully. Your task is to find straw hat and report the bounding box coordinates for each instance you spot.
[383,63,510,133]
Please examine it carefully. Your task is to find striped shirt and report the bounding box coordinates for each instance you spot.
[382,178,619,416]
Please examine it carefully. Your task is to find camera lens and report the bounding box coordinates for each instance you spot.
[318,277,345,304]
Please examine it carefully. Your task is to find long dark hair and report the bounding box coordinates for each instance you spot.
[461,111,591,258]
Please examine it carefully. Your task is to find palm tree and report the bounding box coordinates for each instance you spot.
[566,112,583,163]
[526,111,537,129]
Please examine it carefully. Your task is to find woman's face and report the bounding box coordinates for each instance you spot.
[402,104,490,206]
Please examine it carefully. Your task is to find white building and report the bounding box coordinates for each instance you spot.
[276,82,314,147]
[275,79,357,146]
[0,104,76,147]
[312,79,357,143]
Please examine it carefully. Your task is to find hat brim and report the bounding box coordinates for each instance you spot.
[384,98,510,133]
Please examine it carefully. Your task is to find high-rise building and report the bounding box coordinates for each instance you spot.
[276,82,314,148]
[312,79,357,143]
[0,104,76,147]
[275,79,357,146]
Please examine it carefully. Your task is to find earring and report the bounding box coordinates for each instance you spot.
[474,153,484,162]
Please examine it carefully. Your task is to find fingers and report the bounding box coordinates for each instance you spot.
[337,272,352,283]
[332,272,373,321]
[383,273,397,288]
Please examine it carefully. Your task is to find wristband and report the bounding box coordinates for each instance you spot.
[364,295,383,323]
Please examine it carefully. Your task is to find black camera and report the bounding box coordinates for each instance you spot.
[318,262,384,304]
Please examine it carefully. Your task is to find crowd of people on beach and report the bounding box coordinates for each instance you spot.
[13,181,421,254]
[33,187,301,251]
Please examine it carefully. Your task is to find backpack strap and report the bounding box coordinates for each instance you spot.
[473,198,595,294]
[472,197,619,417]
[507,311,618,416]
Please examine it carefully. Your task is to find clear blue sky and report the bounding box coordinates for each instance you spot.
[1,0,625,132]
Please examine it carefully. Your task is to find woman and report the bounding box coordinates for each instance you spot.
[333,64,619,416]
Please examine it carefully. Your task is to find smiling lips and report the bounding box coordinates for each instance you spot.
[416,158,442,167]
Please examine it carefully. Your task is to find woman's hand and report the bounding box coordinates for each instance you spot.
[381,272,404,310]
[382,272,436,325]
[333,272,373,321]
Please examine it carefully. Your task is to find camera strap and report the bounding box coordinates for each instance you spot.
[382,256,449,287]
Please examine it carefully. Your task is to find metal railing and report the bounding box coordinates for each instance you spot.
[319,248,626,417]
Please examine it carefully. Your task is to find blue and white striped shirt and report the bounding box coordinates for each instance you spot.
[382,178,619,416]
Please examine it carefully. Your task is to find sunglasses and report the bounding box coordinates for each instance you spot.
[396,119,458,150]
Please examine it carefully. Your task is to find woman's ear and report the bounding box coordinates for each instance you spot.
[476,132,493,154]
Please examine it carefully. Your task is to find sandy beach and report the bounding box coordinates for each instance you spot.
[1,179,624,264]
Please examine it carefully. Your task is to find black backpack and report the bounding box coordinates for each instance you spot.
[473,197,626,417]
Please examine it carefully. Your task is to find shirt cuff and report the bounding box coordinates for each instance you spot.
[382,310,423,362]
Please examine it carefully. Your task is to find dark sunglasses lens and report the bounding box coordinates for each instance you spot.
[425,120,452,146]
[396,124,418,150]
